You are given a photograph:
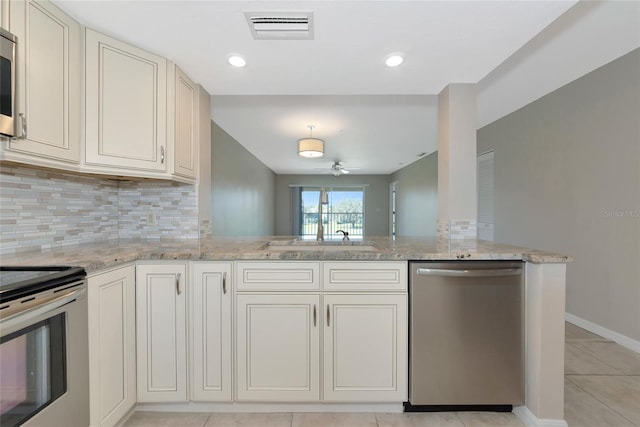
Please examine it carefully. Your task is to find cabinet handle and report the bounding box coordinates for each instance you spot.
[222,272,227,294]
[326,304,330,327]
[160,145,165,164]
[176,272,181,295]
[313,304,317,327]
[18,113,27,139]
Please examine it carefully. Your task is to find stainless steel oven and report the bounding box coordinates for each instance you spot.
[0,28,17,138]
[0,267,89,427]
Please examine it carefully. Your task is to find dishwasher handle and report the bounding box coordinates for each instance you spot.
[416,267,522,277]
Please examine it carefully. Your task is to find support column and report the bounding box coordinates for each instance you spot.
[437,84,478,240]
[513,262,568,427]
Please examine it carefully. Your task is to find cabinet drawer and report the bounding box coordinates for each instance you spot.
[323,262,407,291]
[235,262,320,291]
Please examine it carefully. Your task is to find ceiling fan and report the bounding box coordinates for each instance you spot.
[316,161,360,176]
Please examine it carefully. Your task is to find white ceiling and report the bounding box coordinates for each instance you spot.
[54,0,640,175]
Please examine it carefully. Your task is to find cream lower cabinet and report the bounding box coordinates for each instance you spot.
[322,261,408,402]
[236,293,321,401]
[136,263,187,402]
[190,262,232,401]
[87,264,136,427]
[2,0,81,168]
[323,294,408,402]
[235,261,408,403]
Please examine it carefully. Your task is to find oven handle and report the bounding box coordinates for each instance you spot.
[1,287,86,332]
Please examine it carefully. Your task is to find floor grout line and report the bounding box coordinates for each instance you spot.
[202,412,212,427]
[566,374,639,427]
[568,340,638,374]
[565,342,626,374]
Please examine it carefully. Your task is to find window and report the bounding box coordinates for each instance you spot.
[295,187,365,239]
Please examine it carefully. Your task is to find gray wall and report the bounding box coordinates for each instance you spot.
[211,122,276,236]
[275,175,390,237]
[477,49,640,342]
[390,152,438,237]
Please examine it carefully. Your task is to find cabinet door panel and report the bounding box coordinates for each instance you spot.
[173,66,197,179]
[136,264,187,402]
[85,28,167,172]
[236,262,320,291]
[101,48,156,159]
[88,265,135,427]
[236,294,320,401]
[191,262,232,401]
[323,262,407,291]
[7,0,79,163]
[323,294,408,402]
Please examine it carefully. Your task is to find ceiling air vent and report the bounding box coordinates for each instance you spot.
[244,12,314,40]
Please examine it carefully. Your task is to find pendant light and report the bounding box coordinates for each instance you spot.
[298,125,324,158]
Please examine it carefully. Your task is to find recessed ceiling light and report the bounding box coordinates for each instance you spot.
[385,53,404,67]
[228,55,247,68]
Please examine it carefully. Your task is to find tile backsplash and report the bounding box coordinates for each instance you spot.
[0,164,200,255]
[118,180,199,240]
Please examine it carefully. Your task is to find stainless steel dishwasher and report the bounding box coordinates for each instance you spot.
[406,261,524,411]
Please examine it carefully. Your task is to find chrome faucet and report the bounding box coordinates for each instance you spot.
[316,189,328,241]
[337,230,349,241]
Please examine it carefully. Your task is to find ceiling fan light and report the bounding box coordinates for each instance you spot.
[298,138,324,158]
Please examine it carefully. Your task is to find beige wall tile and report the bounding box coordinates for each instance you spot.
[0,164,201,255]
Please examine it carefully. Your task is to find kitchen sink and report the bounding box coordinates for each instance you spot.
[260,239,381,252]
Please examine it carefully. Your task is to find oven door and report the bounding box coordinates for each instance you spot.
[0,286,89,427]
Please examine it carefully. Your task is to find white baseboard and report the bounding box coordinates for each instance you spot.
[565,312,640,354]
[513,406,568,427]
[135,402,404,413]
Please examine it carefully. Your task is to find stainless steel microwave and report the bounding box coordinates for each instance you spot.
[0,27,17,138]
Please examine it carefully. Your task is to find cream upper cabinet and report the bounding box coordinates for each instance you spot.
[323,293,408,402]
[190,262,232,402]
[169,65,198,181]
[87,265,136,427]
[1,0,81,167]
[136,263,187,402]
[1,0,9,32]
[84,28,168,177]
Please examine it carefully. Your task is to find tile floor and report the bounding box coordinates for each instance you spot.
[564,323,640,427]
[123,323,640,427]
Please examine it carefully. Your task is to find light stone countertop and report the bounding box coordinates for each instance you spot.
[0,236,571,274]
